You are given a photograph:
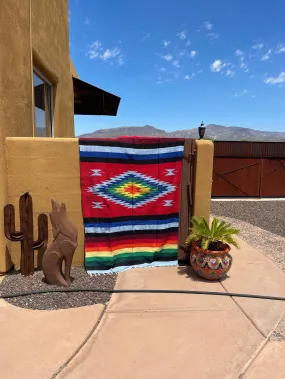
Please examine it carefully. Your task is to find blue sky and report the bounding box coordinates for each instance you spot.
[69,0,285,136]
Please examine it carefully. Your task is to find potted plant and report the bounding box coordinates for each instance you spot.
[186,216,240,280]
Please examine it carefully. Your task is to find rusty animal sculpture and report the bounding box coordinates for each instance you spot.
[42,199,78,287]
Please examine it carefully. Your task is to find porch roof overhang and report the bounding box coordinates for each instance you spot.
[73,77,121,116]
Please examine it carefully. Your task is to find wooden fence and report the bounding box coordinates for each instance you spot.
[212,141,285,197]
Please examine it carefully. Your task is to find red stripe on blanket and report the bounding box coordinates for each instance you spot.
[85,238,178,250]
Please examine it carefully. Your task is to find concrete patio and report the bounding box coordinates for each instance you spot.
[0,235,285,379]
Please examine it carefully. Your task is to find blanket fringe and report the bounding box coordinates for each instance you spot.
[87,260,178,276]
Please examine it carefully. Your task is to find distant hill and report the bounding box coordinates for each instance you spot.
[78,124,285,142]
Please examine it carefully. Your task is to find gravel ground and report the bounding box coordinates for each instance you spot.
[211,201,285,239]
[0,267,117,311]
[211,200,285,341]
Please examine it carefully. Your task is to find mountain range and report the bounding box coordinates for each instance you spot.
[78,124,285,142]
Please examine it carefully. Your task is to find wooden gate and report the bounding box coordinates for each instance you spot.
[178,139,196,263]
[212,142,285,198]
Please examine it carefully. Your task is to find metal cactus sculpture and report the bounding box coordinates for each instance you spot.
[4,192,48,276]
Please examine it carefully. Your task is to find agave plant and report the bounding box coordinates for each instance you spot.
[186,216,240,250]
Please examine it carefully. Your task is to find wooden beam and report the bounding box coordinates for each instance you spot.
[178,139,196,264]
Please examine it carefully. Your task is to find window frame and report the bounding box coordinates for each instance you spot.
[33,68,54,137]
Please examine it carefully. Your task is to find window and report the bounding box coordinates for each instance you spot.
[33,70,53,137]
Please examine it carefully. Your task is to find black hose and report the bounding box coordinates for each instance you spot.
[1,288,285,301]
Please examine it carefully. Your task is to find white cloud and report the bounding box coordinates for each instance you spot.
[163,40,171,47]
[161,54,173,61]
[203,21,213,30]
[210,60,236,75]
[234,89,248,97]
[252,43,263,50]
[184,73,195,80]
[226,69,235,77]
[276,44,285,53]
[235,49,244,56]
[172,60,180,68]
[235,50,249,72]
[117,55,124,66]
[85,17,90,25]
[157,76,173,85]
[189,50,197,58]
[177,31,187,40]
[261,49,272,61]
[240,59,248,71]
[142,32,151,41]
[185,40,191,47]
[184,70,203,80]
[160,67,166,72]
[264,72,285,84]
[88,40,124,65]
[88,40,102,58]
[207,32,219,40]
[210,59,227,72]
[178,50,186,57]
[100,48,121,60]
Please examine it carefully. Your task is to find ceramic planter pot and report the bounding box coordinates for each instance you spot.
[190,241,232,280]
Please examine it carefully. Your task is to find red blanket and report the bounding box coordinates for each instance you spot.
[79,137,185,273]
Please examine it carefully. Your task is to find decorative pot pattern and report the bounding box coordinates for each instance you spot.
[190,242,232,280]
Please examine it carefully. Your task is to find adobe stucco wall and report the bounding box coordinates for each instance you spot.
[1,138,214,271]
[0,1,33,271]
[5,138,84,270]
[0,0,74,140]
[0,0,75,271]
[31,0,74,138]
[193,140,214,222]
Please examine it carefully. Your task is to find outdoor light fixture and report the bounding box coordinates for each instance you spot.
[198,121,206,139]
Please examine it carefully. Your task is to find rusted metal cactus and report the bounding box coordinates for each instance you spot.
[4,192,48,276]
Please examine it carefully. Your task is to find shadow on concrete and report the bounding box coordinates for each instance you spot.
[176,265,221,284]
[177,265,232,286]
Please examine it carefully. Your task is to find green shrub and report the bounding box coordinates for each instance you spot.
[186,216,240,250]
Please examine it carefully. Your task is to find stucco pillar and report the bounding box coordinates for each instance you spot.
[193,140,214,223]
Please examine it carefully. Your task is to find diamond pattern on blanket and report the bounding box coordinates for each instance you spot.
[87,171,176,209]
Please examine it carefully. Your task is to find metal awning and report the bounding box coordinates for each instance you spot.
[73,77,120,116]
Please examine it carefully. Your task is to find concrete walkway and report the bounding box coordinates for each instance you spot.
[58,237,285,379]
[0,236,285,379]
[0,292,105,379]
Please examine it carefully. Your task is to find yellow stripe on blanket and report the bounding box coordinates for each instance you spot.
[85,244,178,257]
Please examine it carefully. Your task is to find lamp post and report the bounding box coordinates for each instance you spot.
[198,121,206,139]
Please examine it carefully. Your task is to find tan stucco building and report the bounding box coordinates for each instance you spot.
[0,0,120,272]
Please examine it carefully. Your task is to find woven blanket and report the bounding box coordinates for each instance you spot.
[79,137,185,274]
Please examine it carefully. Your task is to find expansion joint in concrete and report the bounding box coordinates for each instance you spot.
[51,304,107,378]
